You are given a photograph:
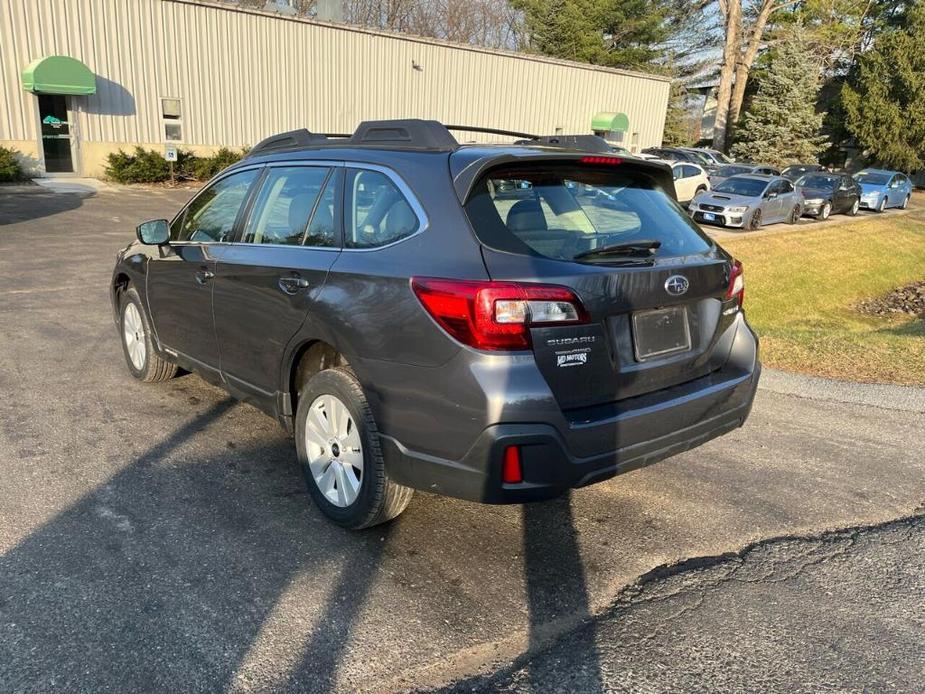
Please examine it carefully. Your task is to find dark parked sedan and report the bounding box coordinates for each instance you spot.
[795,172,861,219]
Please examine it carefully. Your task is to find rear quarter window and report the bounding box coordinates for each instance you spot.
[464,163,713,263]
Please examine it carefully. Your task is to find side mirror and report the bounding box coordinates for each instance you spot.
[766,192,778,200]
[136,219,170,245]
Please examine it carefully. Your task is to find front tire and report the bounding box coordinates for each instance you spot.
[748,208,762,231]
[877,197,887,213]
[119,287,177,382]
[295,367,412,529]
[849,199,859,216]
[902,195,910,210]
[819,201,831,220]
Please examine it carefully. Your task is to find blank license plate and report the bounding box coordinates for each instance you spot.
[703,212,716,221]
[632,306,692,361]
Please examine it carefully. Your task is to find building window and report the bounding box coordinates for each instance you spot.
[162,98,182,142]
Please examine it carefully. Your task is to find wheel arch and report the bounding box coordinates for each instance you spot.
[284,339,352,417]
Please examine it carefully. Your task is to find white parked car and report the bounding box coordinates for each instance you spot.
[672,163,710,203]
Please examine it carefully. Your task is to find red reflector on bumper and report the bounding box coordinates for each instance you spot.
[502,446,523,484]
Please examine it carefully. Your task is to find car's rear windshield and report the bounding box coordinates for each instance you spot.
[854,172,889,185]
[782,165,816,177]
[716,165,751,177]
[712,176,769,197]
[463,164,713,262]
[797,174,838,189]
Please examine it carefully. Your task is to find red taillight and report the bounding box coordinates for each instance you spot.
[725,259,745,307]
[411,277,589,351]
[502,446,522,484]
[580,155,623,165]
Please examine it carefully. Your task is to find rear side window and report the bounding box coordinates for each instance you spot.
[464,164,712,262]
[682,165,700,178]
[243,166,335,246]
[345,169,420,248]
[174,169,259,242]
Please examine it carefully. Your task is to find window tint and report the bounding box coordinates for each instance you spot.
[243,166,333,246]
[779,180,794,193]
[714,176,769,197]
[464,164,711,263]
[682,165,700,178]
[175,169,258,242]
[346,169,420,248]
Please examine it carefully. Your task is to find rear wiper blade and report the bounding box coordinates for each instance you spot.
[573,240,661,261]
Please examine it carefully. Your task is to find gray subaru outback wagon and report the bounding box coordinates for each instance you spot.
[111,120,760,528]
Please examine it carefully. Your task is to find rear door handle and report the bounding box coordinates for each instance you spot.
[278,275,309,294]
[195,269,214,285]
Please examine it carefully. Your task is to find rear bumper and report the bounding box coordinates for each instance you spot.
[382,359,761,504]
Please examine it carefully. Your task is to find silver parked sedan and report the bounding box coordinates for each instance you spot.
[689,174,803,230]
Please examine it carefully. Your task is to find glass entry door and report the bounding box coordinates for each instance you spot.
[38,95,74,173]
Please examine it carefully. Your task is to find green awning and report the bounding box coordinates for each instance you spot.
[21,56,96,95]
[591,111,629,132]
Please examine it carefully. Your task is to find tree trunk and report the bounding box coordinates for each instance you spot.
[713,0,741,151]
[727,0,777,135]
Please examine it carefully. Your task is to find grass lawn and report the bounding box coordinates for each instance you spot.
[720,212,925,385]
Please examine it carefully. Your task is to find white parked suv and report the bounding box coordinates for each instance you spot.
[671,163,710,203]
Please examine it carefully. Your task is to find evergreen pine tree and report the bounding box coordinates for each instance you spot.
[731,25,827,167]
[662,80,692,146]
[842,1,925,172]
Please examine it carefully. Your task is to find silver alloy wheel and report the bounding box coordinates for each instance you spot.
[122,303,146,371]
[902,195,910,209]
[821,202,831,220]
[852,200,859,215]
[305,394,363,507]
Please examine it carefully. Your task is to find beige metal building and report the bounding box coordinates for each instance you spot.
[0,0,671,178]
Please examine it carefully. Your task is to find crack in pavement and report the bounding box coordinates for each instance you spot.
[421,513,925,693]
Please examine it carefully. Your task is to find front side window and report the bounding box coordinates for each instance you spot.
[464,164,712,263]
[175,169,258,242]
[346,169,420,248]
[243,166,335,246]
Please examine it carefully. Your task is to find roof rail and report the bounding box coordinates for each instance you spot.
[446,124,538,140]
[246,128,334,158]
[245,120,544,158]
[351,119,459,150]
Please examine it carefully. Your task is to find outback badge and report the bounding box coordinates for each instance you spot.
[664,275,689,297]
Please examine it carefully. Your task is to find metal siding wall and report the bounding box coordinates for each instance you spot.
[0,0,670,149]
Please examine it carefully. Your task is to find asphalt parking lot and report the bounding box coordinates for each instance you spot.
[1,186,923,692]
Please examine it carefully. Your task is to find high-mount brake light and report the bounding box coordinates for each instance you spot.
[410,278,589,351]
[580,155,623,165]
[725,259,745,307]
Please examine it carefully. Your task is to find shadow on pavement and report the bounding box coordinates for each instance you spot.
[0,190,91,226]
[0,398,388,692]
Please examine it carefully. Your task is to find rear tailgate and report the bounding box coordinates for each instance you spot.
[459,153,741,411]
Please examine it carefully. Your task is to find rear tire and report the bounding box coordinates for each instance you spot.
[295,367,412,529]
[748,208,762,231]
[119,287,177,383]
[788,205,801,224]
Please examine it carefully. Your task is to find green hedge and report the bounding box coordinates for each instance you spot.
[0,146,25,182]
[104,146,247,184]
